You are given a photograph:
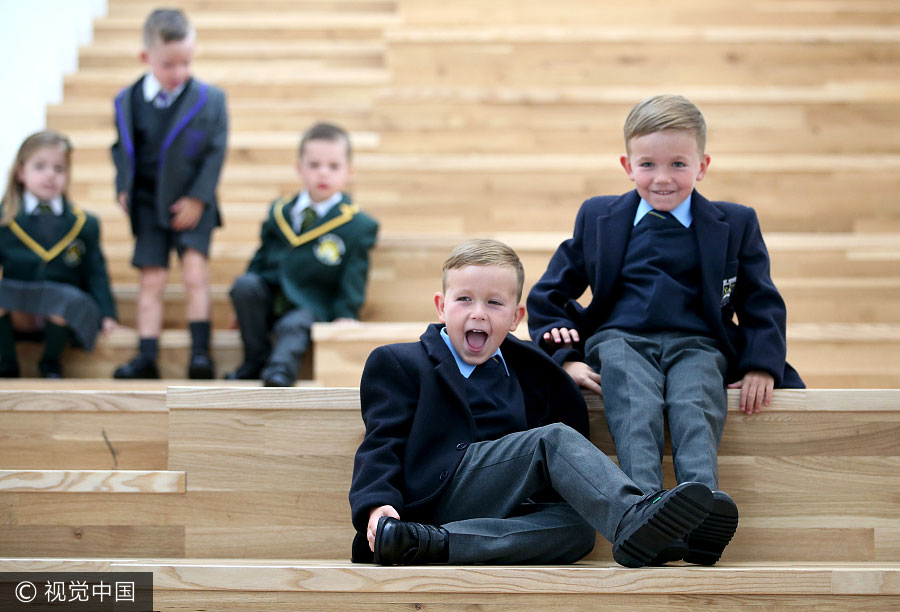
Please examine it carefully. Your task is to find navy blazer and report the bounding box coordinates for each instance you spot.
[348,323,590,562]
[527,190,803,388]
[111,76,228,234]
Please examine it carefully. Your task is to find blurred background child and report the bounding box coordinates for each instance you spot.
[0,130,117,378]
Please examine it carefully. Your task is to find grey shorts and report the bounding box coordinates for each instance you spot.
[131,203,212,268]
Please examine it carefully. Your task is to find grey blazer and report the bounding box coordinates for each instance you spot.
[111,76,228,234]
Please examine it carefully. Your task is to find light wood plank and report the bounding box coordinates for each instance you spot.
[0,470,185,493]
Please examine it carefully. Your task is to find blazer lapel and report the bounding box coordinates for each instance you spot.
[421,324,473,426]
[114,84,136,171]
[592,191,639,301]
[10,200,85,263]
[691,191,729,325]
[159,79,207,164]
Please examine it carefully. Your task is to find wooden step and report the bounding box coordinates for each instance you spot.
[397,0,900,27]
[104,0,398,16]
[0,389,167,470]
[47,99,375,131]
[311,321,900,388]
[94,231,900,283]
[12,329,312,381]
[66,129,380,166]
[370,99,900,155]
[0,469,185,493]
[386,35,900,89]
[91,13,400,42]
[1,387,897,561]
[63,68,390,100]
[2,558,900,611]
[78,40,386,70]
[67,155,900,233]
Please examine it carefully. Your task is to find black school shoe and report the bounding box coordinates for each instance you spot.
[374,516,449,565]
[612,482,713,568]
[683,490,739,565]
[0,360,20,378]
[38,359,63,378]
[113,356,160,379]
[188,354,215,379]
[224,359,264,380]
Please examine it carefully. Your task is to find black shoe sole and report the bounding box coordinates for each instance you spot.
[188,366,215,379]
[684,492,739,566]
[613,482,713,568]
[113,365,159,379]
[373,515,391,565]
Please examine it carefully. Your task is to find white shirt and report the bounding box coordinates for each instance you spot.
[142,72,187,104]
[23,191,63,216]
[290,191,343,233]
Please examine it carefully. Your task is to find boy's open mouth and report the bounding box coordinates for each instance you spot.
[465,330,488,351]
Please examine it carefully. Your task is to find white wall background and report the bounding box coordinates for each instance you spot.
[0,0,106,175]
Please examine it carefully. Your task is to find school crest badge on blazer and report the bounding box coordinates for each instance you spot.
[62,239,86,267]
[314,233,345,266]
[721,276,737,306]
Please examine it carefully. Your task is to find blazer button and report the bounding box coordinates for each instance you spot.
[439,471,448,481]
[456,443,468,451]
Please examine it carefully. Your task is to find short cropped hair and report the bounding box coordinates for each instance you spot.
[143,8,193,48]
[442,239,526,302]
[624,94,707,155]
[298,122,353,162]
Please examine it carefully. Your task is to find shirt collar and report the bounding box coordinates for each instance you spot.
[293,190,344,221]
[23,191,63,216]
[142,72,187,103]
[633,195,693,227]
[440,326,509,379]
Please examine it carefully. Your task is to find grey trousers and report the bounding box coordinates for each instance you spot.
[229,273,314,379]
[429,423,645,564]
[585,328,728,493]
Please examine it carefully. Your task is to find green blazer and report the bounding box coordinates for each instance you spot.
[0,198,117,319]
[246,193,378,321]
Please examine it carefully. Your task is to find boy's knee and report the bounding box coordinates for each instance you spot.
[273,311,311,336]
[230,273,265,301]
[140,268,168,293]
[571,524,597,560]
[541,422,579,442]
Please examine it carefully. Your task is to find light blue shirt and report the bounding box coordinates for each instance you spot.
[440,326,510,379]
[633,195,693,228]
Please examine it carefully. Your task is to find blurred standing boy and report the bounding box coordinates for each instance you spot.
[111,8,227,379]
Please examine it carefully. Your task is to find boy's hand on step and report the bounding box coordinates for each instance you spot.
[563,361,602,395]
[728,370,774,415]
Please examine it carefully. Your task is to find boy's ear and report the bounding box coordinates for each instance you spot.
[620,154,635,182]
[140,49,149,65]
[434,292,447,323]
[696,154,711,181]
[508,304,526,332]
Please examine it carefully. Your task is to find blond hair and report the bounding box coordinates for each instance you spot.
[442,239,525,302]
[624,94,706,155]
[1,131,73,225]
